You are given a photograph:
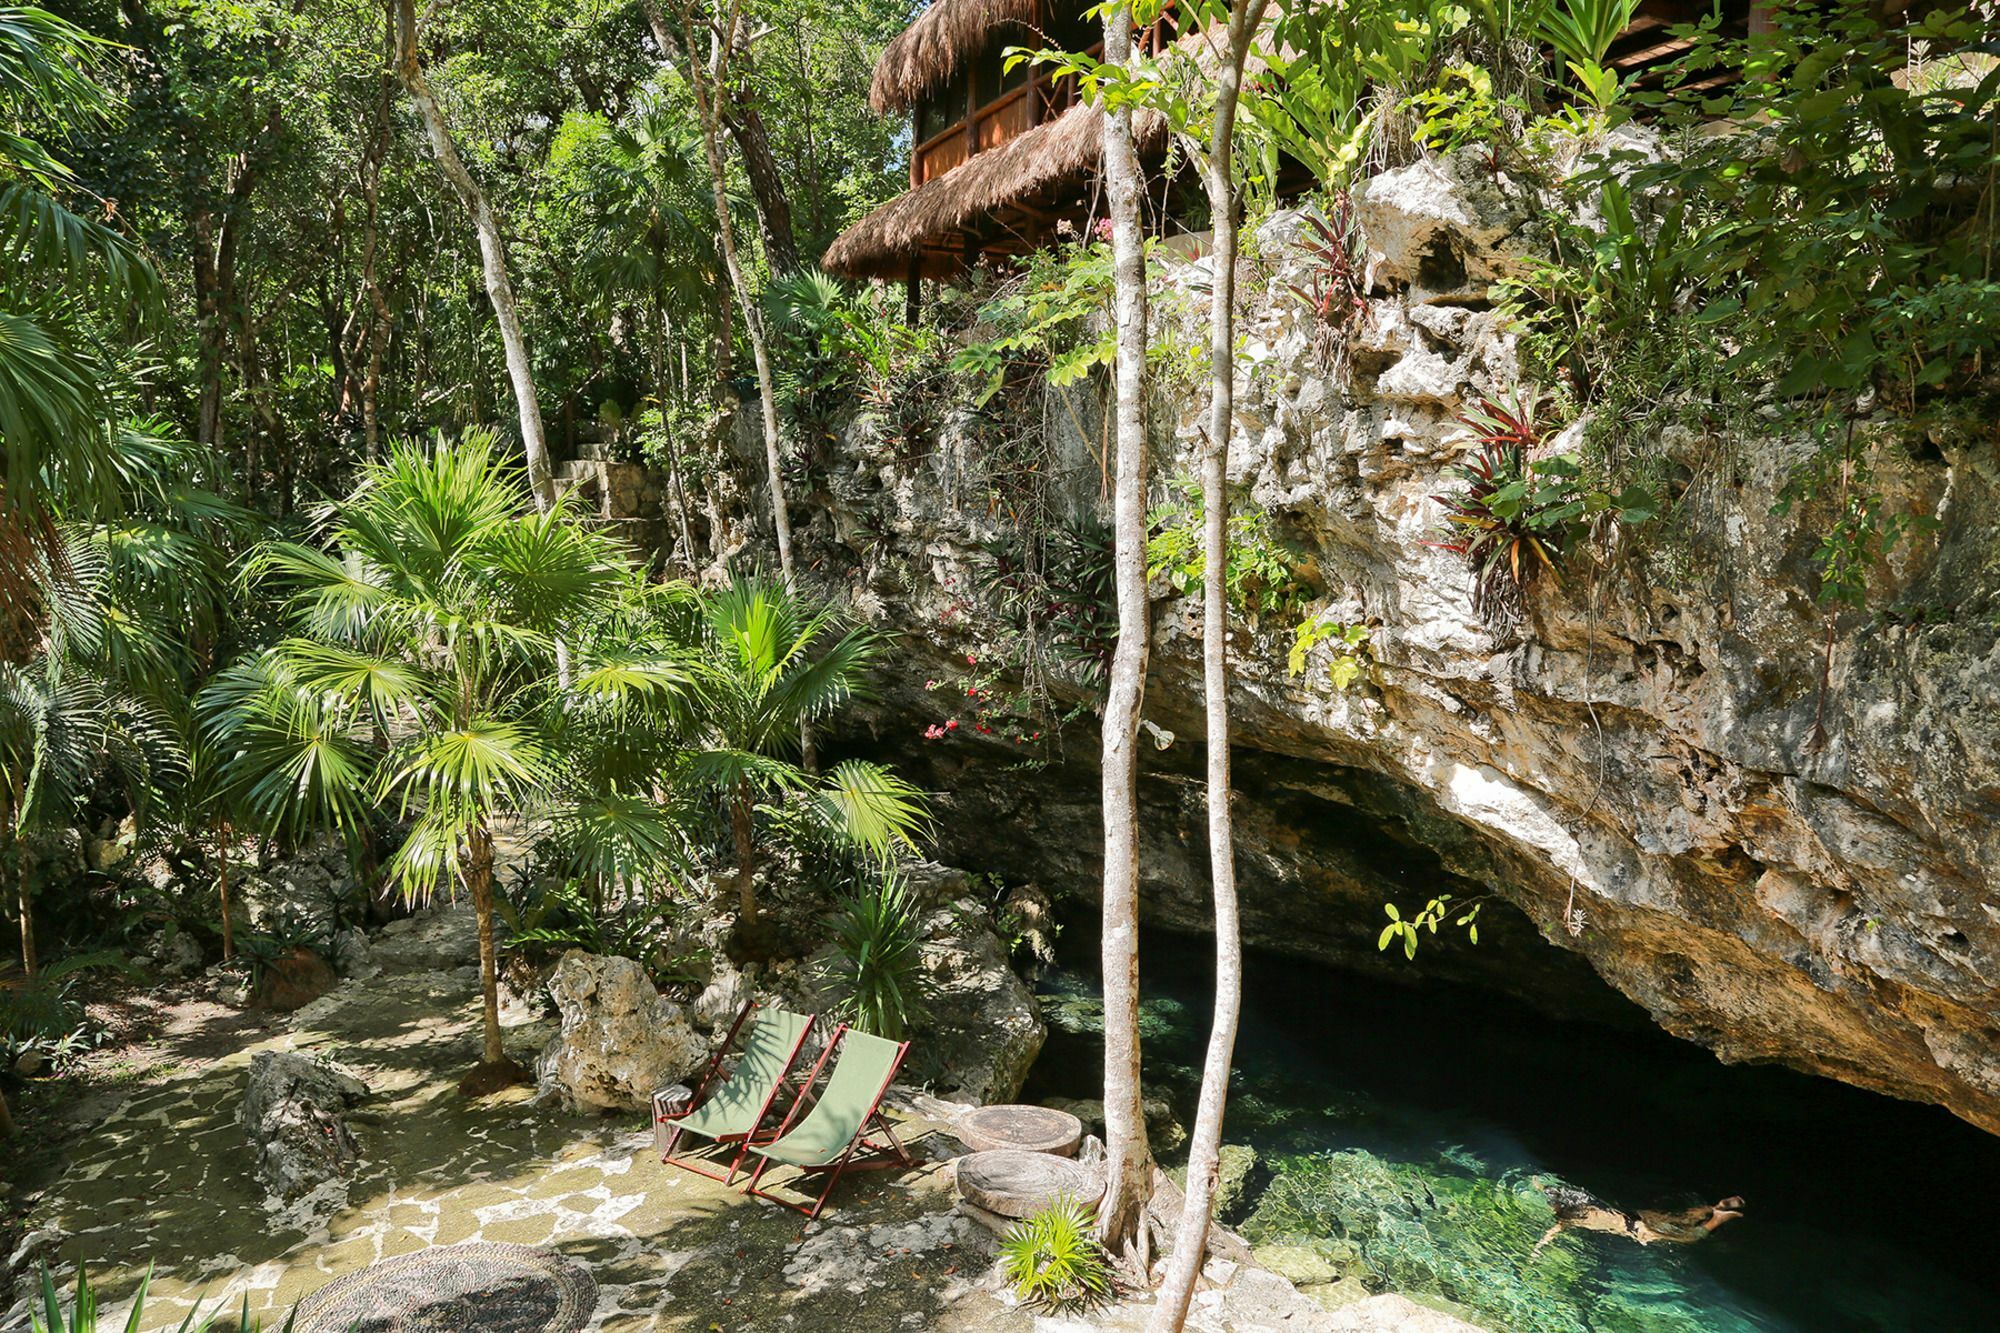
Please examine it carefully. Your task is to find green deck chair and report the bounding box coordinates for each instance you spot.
[742,1025,913,1220]
[657,1002,815,1183]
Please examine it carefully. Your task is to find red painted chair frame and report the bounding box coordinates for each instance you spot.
[657,1001,817,1185]
[742,1025,915,1222]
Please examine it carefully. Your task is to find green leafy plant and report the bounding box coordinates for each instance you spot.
[1147,477,1310,629]
[1288,616,1371,688]
[31,1261,295,1333]
[1378,894,1484,960]
[1407,64,1518,156]
[1535,0,1640,112]
[999,1194,1114,1313]
[818,870,928,1041]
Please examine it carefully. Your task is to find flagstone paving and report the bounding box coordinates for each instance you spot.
[2,913,1010,1333]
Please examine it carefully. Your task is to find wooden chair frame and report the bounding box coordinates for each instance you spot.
[742,1025,914,1222]
[657,1001,817,1185]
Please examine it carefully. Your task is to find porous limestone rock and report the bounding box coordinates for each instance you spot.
[536,950,706,1113]
[239,1051,368,1201]
[1324,1294,1491,1332]
[918,898,1045,1105]
[692,142,2000,1139]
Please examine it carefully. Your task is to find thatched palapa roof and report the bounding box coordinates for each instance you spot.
[870,0,1042,114]
[826,102,1158,279]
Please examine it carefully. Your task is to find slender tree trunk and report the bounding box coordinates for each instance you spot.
[652,0,795,583]
[720,99,800,274]
[731,781,758,926]
[1147,8,1266,1326]
[392,0,555,512]
[0,1084,14,1137]
[16,834,33,979]
[467,823,506,1067]
[4,783,29,978]
[654,300,699,566]
[216,816,235,960]
[1096,1,1154,1270]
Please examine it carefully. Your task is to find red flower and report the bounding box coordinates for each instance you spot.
[946,719,959,731]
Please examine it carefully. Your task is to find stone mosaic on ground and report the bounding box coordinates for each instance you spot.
[3,904,1459,1332]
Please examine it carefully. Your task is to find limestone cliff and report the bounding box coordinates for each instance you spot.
[720,148,1999,1135]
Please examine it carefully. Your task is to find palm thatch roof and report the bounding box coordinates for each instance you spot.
[826,102,1161,279]
[870,0,1042,114]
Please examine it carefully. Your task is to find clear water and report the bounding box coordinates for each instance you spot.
[1024,927,2000,1333]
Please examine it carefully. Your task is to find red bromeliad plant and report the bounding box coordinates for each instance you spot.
[1429,392,1658,615]
[1286,194,1370,365]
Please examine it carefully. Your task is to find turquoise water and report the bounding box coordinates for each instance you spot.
[1025,928,2000,1332]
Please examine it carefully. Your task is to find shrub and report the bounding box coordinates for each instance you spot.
[999,1195,1113,1313]
[818,871,928,1041]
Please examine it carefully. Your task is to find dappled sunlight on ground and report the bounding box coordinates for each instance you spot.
[5,919,1008,1332]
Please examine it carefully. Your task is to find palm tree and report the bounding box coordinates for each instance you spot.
[684,577,926,938]
[0,6,161,648]
[203,432,676,1090]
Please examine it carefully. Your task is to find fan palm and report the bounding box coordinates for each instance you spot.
[684,576,928,933]
[0,7,162,649]
[201,432,684,1088]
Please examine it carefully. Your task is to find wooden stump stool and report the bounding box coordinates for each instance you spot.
[954,1103,1083,1157]
[953,1148,1104,1222]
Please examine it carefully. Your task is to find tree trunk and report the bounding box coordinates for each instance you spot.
[654,299,699,566]
[216,816,235,960]
[392,0,555,512]
[4,783,29,978]
[0,1084,14,1137]
[731,780,758,925]
[468,822,505,1067]
[721,99,800,274]
[16,834,33,979]
[1147,8,1267,1327]
[1096,1,1154,1269]
[653,0,795,583]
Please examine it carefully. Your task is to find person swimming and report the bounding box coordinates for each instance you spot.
[1532,1183,1745,1253]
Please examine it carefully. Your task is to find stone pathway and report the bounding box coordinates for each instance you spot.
[3,905,1458,1332]
[3,910,1008,1332]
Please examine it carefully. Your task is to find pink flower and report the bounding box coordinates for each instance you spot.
[1094,217,1114,242]
[946,719,959,731]
[966,654,977,666]
[922,724,946,741]
[925,679,937,689]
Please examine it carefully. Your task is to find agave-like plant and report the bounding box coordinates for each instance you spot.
[1426,393,1570,614]
[31,1260,294,1333]
[818,870,928,1040]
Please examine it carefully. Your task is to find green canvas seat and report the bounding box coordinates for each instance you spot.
[658,1003,815,1183]
[743,1025,913,1220]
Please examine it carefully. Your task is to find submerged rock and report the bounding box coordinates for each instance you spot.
[536,950,706,1113]
[239,1051,368,1202]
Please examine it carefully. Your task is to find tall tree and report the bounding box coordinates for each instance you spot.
[390,0,556,512]
[1095,0,1155,1269]
[1147,2,1270,1326]
[648,0,796,583]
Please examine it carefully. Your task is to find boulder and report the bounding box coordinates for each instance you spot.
[369,904,479,972]
[239,1051,368,1201]
[330,925,376,979]
[252,948,337,1011]
[535,950,706,1113]
[917,898,1045,1105]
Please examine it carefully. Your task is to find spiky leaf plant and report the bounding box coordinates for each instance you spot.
[818,870,928,1041]
[999,1195,1113,1313]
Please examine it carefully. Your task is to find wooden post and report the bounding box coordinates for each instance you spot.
[906,257,922,324]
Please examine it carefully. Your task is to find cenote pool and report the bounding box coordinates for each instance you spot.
[1023,926,2000,1333]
